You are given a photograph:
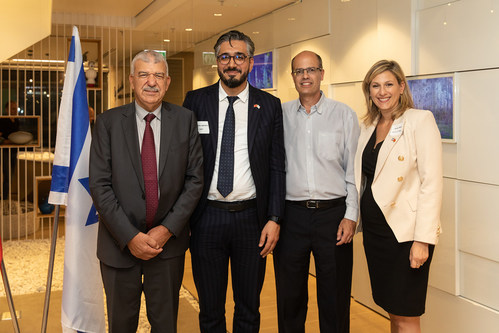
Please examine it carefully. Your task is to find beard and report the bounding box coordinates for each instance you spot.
[218,66,249,89]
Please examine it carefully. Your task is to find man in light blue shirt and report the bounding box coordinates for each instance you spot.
[273,50,360,333]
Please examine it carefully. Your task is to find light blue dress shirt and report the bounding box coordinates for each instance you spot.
[283,92,360,221]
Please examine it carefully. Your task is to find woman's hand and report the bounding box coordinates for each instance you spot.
[409,241,429,269]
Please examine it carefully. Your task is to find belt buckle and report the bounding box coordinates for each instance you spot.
[306,200,318,209]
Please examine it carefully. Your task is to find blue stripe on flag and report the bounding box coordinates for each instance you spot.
[68,36,76,62]
[68,66,89,182]
[51,165,70,193]
[78,177,99,226]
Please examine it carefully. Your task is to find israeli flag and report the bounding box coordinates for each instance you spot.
[49,26,105,333]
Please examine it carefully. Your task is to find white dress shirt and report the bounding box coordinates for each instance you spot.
[208,82,256,201]
[283,92,360,221]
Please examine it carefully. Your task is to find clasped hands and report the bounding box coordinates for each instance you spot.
[127,225,172,260]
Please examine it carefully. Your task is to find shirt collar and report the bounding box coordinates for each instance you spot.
[297,91,325,115]
[218,81,250,103]
[135,101,162,121]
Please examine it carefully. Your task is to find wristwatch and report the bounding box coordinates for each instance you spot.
[269,215,281,225]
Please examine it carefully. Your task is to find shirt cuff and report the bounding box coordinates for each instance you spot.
[344,206,358,222]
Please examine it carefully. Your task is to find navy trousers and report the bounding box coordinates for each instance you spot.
[190,205,266,333]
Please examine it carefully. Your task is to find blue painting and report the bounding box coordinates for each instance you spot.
[248,52,273,89]
[407,76,454,140]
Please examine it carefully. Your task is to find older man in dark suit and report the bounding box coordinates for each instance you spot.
[183,30,285,333]
[90,50,203,333]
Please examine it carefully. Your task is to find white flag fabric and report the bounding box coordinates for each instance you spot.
[49,26,105,333]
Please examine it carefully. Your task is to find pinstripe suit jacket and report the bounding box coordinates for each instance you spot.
[183,82,285,228]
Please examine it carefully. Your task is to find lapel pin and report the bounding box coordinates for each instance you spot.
[254,104,260,109]
[392,138,396,142]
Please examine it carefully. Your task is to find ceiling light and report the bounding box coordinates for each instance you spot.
[214,13,222,17]
[185,28,193,31]
[12,59,64,64]
[164,39,170,42]
[252,31,260,34]
[288,17,296,21]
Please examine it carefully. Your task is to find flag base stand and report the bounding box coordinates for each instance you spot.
[1,260,21,333]
[41,204,60,333]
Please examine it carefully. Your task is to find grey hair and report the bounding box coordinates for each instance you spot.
[214,30,255,57]
[130,50,169,76]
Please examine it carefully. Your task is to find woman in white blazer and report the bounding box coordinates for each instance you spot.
[355,60,442,333]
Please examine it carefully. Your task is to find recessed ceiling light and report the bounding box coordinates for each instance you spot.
[252,31,259,34]
[185,28,193,31]
[12,59,64,64]
[288,17,296,21]
[164,39,170,42]
[214,13,222,17]
[341,0,351,2]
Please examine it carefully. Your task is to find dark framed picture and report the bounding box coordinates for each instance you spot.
[407,74,455,142]
[67,38,102,89]
[248,51,274,90]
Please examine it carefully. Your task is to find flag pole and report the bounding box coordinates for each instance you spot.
[41,204,60,333]
[1,259,20,333]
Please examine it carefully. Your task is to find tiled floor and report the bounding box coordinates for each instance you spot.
[1,245,389,332]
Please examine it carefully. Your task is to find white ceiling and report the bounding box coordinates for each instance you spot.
[52,0,299,55]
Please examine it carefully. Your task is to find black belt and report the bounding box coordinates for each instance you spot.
[287,197,346,209]
[208,199,256,212]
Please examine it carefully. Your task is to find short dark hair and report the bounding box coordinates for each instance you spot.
[291,51,323,71]
[214,30,255,57]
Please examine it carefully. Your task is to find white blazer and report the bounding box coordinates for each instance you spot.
[354,109,443,244]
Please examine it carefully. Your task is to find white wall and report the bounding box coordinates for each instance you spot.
[190,0,499,331]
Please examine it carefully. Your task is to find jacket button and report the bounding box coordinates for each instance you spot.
[398,155,404,161]
[142,194,146,200]
[397,176,404,182]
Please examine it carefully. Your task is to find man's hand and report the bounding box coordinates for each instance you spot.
[259,220,280,257]
[336,218,356,246]
[147,225,173,249]
[409,241,429,269]
[127,232,163,260]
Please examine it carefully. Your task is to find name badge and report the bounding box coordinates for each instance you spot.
[198,121,210,134]
[390,123,403,137]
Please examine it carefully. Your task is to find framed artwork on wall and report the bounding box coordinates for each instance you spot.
[407,74,455,142]
[67,38,103,89]
[248,51,274,90]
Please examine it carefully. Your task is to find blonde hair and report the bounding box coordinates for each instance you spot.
[362,60,414,126]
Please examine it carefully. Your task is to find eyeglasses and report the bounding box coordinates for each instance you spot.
[136,71,166,80]
[291,67,323,76]
[217,53,249,65]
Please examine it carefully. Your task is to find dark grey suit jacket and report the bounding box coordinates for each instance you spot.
[89,101,203,268]
[183,82,285,228]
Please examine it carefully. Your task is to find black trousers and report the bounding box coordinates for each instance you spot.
[100,254,185,333]
[190,205,266,333]
[273,201,353,333]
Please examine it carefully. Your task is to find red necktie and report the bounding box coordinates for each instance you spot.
[142,113,158,229]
